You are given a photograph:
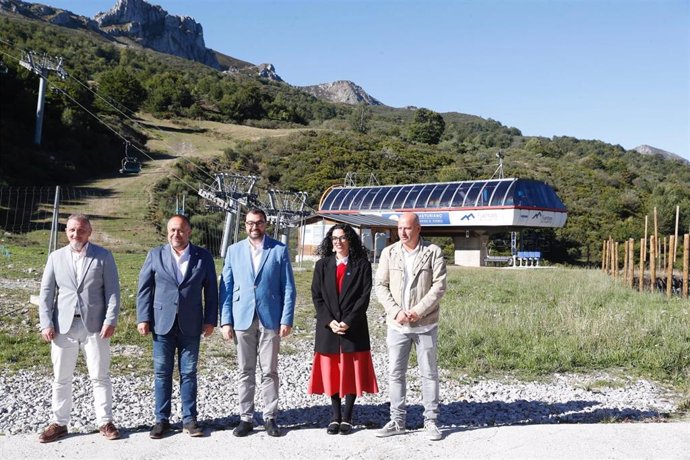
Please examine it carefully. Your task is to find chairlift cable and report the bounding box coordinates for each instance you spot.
[0,38,216,183]
[47,84,199,192]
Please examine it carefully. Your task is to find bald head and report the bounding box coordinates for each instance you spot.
[397,212,421,250]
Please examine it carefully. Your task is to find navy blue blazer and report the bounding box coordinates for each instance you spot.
[136,243,218,336]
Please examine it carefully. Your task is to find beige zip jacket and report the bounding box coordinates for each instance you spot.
[375,240,447,329]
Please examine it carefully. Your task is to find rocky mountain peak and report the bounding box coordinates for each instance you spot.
[257,63,283,82]
[0,0,101,31]
[299,80,384,106]
[94,0,220,69]
[634,145,687,163]
[1,0,382,103]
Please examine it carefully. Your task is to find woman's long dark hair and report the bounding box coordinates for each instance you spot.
[315,223,368,261]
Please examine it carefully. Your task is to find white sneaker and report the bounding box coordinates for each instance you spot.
[424,419,442,441]
[376,420,405,437]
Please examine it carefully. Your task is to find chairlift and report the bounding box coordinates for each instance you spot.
[118,141,141,174]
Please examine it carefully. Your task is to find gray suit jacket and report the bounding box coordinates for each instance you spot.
[39,243,121,334]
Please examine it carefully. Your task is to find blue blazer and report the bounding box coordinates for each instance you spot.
[136,243,218,336]
[220,236,296,331]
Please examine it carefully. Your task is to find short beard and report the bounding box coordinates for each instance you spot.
[70,241,86,252]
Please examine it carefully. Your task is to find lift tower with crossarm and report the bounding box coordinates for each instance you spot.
[19,51,68,145]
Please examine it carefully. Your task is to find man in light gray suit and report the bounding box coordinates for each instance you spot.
[38,214,121,443]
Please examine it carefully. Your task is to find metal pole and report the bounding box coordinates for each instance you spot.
[298,215,306,268]
[220,211,233,258]
[34,75,47,145]
[281,228,289,246]
[233,204,242,244]
[273,213,281,239]
[49,185,60,253]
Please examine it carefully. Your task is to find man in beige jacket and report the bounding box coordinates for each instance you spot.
[375,212,447,441]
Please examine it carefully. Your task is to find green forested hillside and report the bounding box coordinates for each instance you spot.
[1,13,689,264]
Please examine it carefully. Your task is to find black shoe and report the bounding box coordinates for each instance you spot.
[326,421,340,435]
[339,421,353,435]
[264,418,281,437]
[233,421,253,437]
[183,420,204,438]
[149,421,171,439]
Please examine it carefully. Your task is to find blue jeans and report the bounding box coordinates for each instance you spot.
[152,320,200,424]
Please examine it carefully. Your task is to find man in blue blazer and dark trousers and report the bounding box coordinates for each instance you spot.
[136,214,218,439]
[220,208,296,437]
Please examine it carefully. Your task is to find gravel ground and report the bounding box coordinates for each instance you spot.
[0,276,686,458]
[0,335,682,436]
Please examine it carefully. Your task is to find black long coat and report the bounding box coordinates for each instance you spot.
[311,256,372,354]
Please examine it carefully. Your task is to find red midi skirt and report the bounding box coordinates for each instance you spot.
[307,351,379,397]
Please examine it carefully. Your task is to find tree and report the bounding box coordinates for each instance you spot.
[95,67,146,114]
[348,103,371,133]
[144,73,194,114]
[408,108,445,144]
[218,84,265,122]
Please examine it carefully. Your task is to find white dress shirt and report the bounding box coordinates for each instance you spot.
[249,237,265,275]
[171,244,190,284]
[71,242,89,284]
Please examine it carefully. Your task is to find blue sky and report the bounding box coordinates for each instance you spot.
[46,0,689,160]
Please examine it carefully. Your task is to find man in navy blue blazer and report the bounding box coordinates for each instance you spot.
[136,214,218,439]
[220,208,296,437]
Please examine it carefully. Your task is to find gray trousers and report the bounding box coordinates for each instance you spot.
[234,316,281,422]
[386,326,439,424]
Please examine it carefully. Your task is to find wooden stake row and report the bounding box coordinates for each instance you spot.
[603,233,689,299]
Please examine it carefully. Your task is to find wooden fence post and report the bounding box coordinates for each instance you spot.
[628,238,635,289]
[673,206,680,262]
[666,235,675,298]
[639,238,645,292]
[602,240,607,272]
[623,240,629,285]
[614,241,619,280]
[683,233,690,299]
[649,234,657,293]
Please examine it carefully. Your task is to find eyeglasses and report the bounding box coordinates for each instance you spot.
[245,221,266,227]
[331,236,348,243]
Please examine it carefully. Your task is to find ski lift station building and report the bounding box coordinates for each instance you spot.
[299,178,567,267]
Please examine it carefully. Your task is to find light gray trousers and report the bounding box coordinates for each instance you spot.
[386,326,439,424]
[234,316,281,422]
[52,317,113,426]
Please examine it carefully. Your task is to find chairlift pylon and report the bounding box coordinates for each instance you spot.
[118,141,141,174]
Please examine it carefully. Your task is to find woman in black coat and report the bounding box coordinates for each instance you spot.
[307,223,378,435]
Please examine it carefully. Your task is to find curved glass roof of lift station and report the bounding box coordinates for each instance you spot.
[318,178,567,213]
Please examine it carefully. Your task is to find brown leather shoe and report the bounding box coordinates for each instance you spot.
[99,422,121,440]
[38,423,68,443]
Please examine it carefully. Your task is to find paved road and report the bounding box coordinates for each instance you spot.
[1,422,688,459]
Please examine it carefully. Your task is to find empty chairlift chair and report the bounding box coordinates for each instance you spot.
[119,142,141,174]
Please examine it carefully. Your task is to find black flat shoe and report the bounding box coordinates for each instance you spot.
[326,421,340,435]
[233,421,254,437]
[339,421,353,435]
[149,421,171,439]
[264,418,282,437]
